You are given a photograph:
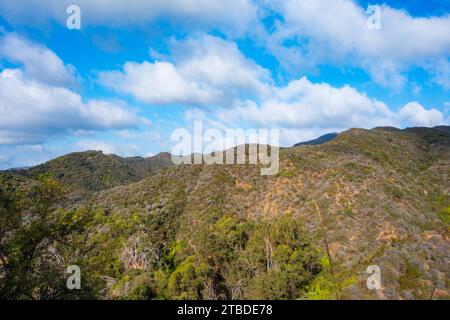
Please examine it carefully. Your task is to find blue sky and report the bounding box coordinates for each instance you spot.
[0,0,449,169]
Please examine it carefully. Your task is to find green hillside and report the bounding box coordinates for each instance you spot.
[9,151,174,198]
[1,126,449,300]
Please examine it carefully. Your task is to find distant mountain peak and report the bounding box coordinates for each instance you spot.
[294,132,339,147]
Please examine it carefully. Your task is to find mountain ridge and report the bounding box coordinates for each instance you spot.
[6,150,174,197]
[1,125,449,300]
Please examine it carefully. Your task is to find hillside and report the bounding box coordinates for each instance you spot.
[0,126,449,300]
[77,126,448,300]
[8,151,174,198]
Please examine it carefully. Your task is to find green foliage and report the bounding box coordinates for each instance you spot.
[430,193,450,226]
[106,211,323,300]
[166,256,209,300]
[306,255,357,300]
[21,151,173,196]
[232,214,321,299]
[342,207,354,219]
[0,178,21,288]
[399,262,422,291]
[276,169,296,178]
[1,126,449,300]
[364,151,389,162]
[0,176,96,299]
[0,177,21,242]
[437,205,450,226]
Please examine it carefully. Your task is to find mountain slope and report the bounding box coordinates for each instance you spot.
[10,151,174,197]
[1,126,449,300]
[79,126,449,299]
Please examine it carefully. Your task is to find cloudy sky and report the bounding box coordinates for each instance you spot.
[0,0,449,168]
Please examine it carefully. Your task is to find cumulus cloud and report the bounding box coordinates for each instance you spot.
[171,36,272,98]
[2,1,449,90]
[265,0,450,89]
[0,69,146,145]
[96,33,446,145]
[217,77,395,129]
[0,33,77,87]
[0,0,259,36]
[206,77,446,145]
[99,61,216,105]
[98,35,272,106]
[398,102,445,127]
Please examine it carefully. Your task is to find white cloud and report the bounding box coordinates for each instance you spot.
[0,68,146,145]
[0,0,259,36]
[398,102,444,127]
[364,60,407,92]
[99,61,215,105]
[207,77,446,145]
[0,33,77,87]
[172,36,272,99]
[217,77,395,129]
[265,0,450,89]
[2,0,449,91]
[96,32,446,145]
[99,35,272,106]
[0,33,153,167]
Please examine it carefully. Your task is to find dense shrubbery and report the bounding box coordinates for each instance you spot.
[153,212,322,300]
[1,126,449,300]
[0,174,323,299]
[73,209,322,300]
[0,175,97,299]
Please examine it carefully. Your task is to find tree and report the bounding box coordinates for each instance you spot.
[0,178,21,282]
[233,214,321,300]
[0,175,95,299]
